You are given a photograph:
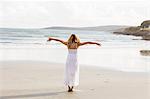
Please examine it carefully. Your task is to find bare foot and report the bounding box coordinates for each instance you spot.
[70,86,74,92]
[68,86,71,92]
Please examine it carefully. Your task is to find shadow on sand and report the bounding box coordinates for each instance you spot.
[0,91,66,99]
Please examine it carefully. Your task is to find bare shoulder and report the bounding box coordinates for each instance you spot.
[63,41,68,45]
[78,42,86,46]
[77,42,83,46]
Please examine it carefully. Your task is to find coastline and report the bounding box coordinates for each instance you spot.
[113,27,150,41]
[0,61,149,99]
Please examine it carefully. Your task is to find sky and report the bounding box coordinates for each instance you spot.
[0,0,150,28]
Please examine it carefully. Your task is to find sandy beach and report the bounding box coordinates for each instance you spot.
[0,0,150,99]
[0,61,149,99]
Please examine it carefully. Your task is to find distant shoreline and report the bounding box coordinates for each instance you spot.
[0,25,128,32]
[1,25,150,41]
[43,25,128,32]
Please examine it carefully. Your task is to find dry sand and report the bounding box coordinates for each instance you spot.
[0,61,150,99]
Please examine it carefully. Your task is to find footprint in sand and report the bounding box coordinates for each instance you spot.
[90,88,95,91]
[104,79,110,83]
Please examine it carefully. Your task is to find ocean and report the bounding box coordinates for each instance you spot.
[0,28,150,72]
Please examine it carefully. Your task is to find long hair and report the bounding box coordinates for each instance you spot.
[67,34,80,44]
[67,34,80,43]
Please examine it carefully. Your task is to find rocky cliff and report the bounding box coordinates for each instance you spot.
[114,20,150,40]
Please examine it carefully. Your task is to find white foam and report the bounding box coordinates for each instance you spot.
[0,46,149,73]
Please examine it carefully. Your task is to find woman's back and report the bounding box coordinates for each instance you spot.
[67,42,79,49]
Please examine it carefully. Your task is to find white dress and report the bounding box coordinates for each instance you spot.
[64,49,79,86]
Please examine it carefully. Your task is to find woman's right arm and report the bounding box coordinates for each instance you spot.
[47,37,67,45]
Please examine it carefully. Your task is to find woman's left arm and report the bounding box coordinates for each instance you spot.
[79,42,101,46]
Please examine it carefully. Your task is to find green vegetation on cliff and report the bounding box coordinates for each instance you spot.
[114,20,150,40]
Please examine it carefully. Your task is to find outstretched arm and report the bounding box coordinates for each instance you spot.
[79,41,101,46]
[47,37,67,45]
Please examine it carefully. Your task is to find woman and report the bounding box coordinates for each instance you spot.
[47,34,101,92]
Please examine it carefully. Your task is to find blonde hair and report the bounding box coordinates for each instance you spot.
[67,34,80,48]
[67,34,80,43]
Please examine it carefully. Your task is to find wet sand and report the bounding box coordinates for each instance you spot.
[0,61,149,99]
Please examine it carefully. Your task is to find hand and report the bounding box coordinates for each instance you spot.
[96,43,101,46]
[47,37,53,41]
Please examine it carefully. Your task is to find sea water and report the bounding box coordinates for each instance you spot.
[0,28,150,72]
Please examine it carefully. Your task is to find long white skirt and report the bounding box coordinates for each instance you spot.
[64,49,79,86]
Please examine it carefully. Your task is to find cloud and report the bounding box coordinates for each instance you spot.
[0,0,150,28]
